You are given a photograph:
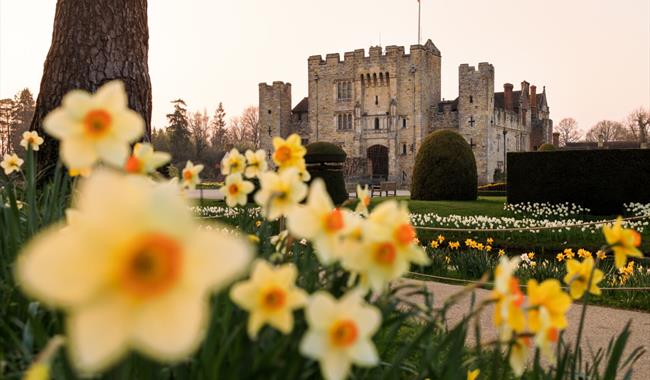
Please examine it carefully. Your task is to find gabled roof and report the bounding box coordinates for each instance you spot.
[494,90,525,112]
[292,97,309,114]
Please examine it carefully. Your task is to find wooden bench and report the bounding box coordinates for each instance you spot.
[371,181,397,197]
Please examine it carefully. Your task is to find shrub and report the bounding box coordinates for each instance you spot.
[507,149,650,214]
[305,142,348,205]
[537,143,556,151]
[411,130,477,200]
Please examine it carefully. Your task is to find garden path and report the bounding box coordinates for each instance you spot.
[186,189,412,200]
[398,279,650,379]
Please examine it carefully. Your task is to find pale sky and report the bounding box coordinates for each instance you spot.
[1,0,649,134]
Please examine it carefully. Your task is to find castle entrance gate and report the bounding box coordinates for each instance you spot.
[367,144,388,180]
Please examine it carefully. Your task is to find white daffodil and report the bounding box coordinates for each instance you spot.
[244,149,268,178]
[15,170,252,375]
[1,153,23,175]
[20,131,45,151]
[221,148,246,176]
[219,173,254,208]
[287,179,353,265]
[354,185,371,216]
[300,290,381,380]
[254,168,307,220]
[42,80,144,169]
[181,161,204,190]
[230,260,307,338]
[124,143,171,175]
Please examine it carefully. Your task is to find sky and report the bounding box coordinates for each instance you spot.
[1,0,649,134]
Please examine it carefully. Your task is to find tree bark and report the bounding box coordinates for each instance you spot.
[30,0,151,170]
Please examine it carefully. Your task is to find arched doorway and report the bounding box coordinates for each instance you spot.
[367,144,388,180]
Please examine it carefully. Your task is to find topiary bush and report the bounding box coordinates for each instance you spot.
[411,130,477,200]
[537,143,556,151]
[305,142,348,205]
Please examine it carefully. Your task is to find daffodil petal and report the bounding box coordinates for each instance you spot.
[61,138,98,169]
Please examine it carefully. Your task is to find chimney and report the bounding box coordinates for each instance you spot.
[552,132,560,147]
[530,85,538,118]
[504,83,514,112]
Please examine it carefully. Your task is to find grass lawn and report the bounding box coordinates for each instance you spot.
[368,195,508,217]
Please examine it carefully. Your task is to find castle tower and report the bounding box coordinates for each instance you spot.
[258,82,292,154]
[457,62,495,185]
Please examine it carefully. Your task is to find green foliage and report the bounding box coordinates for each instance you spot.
[507,149,650,214]
[307,167,348,206]
[537,143,556,151]
[411,130,478,201]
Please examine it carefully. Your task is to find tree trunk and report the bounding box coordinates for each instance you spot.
[30,0,151,170]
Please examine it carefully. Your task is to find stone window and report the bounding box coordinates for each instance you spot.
[385,72,390,84]
[375,95,379,105]
[379,72,384,86]
[469,95,473,104]
[374,117,380,130]
[337,113,353,131]
[401,143,407,155]
[337,81,352,101]
[402,118,407,129]
[373,73,377,86]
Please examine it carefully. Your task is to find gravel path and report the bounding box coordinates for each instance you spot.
[397,279,650,379]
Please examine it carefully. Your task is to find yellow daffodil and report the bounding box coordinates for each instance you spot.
[221,148,246,176]
[20,131,44,151]
[69,167,92,177]
[342,201,429,293]
[42,81,144,169]
[230,260,307,338]
[437,235,445,243]
[492,257,525,340]
[467,368,480,380]
[244,149,268,178]
[577,249,592,259]
[255,168,307,220]
[485,245,492,252]
[556,253,564,262]
[465,238,474,247]
[563,257,604,299]
[449,241,460,250]
[486,237,494,245]
[509,337,531,377]
[219,173,255,208]
[603,217,643,268]
[124,143,171,175]
[563,248,575,259]
[287,179,352,264]
[526,279,571,332]
[527,252,535,260]
[498,249,506,257]
[477,243,484,251]
[355,185,371,216]
[596,250,607,260]
[430,240,439,249]
[300,290,381,380]
[1,153,23,175]
[181,161,204,190]
[272,134,306,170]
[532,307,560,361]
[15,170,252,374]
[23,335,65,380]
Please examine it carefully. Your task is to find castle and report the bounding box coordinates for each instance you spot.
[259,39,553,185]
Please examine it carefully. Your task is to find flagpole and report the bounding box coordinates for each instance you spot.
[418,0,421,45]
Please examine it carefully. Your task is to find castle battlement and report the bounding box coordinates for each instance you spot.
[307,39,440,66]
[258,81,291,90]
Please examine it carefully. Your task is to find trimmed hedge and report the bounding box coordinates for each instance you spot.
[537,143,556,151]
[507,149,650,215]
[411,130,477,201]
[305,142,348,205]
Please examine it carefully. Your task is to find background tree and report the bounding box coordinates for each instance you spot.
[30,0,152,170]
[240,106,260,149]
[166,99,192,162]
[0,98,14,155]
[624,107,649,148]
[585,120,631,143]
[189,110,210,161]
[227,116,248,150]
[555,117,581,146]
[209,102,228,150]
[10,89,35,152]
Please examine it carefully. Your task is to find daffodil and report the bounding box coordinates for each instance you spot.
[509,337,531,377]
[563,257,604,299]
[532,307,560,361]
[254,168,307,220]
[300,290,381,380]
[355,185,371,216]
[230,260,307,338]
[556,253,564,262]
[492,257,525,340]
[124,143,171,175]
[430,240,439,249]
[272,134,306,170]
[596,250,607,260]
[219,173,254,208]
[438,235,445,243]
[20,131,44,151]
[498,249,506,257]
[467,368,480,380]
[181,161,204,190]
[15,170,252,374]
[1,153,23,175]
[342,201,429,293]
[42,80,144,169]
[287,179,352,264]
[244,149,268,178]
[221,148,246,176]
[526,279,571,331]
[603,217,643,268]
[69,167,92,177]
